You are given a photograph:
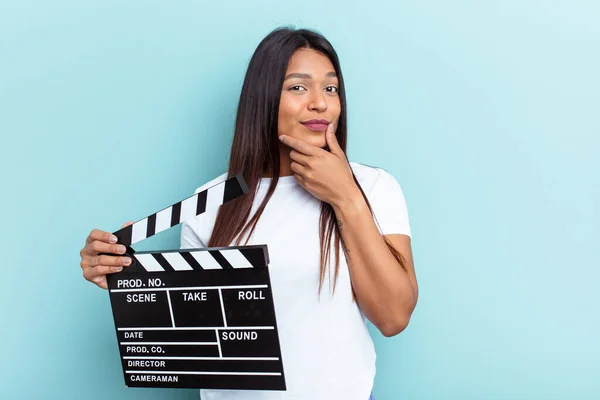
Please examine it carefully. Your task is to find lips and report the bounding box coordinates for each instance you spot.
[301,119,330,132]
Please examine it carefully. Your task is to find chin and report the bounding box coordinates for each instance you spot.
[303,134,327,148]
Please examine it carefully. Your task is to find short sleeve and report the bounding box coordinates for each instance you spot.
[179,185,211,250]
[180,217,206,250]
[369,168,412,237]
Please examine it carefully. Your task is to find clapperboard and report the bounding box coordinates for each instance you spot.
[105,174,286,390]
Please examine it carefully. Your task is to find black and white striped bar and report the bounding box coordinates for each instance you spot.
[125,246,270,274]
[113,174,248,247]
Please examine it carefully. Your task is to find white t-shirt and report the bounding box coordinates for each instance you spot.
[180,161,411,400]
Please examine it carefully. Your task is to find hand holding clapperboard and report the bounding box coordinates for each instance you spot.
[104,174,286,390]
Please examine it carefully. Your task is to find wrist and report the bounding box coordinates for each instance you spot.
[332,188,367,216]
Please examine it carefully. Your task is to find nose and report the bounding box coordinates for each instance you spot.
[307,91,327,112]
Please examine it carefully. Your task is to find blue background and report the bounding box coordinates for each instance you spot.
[1,1,598,399]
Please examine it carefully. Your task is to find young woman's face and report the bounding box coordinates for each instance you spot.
[278,48,341,149]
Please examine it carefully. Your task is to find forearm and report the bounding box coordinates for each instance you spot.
[333,190,416,336]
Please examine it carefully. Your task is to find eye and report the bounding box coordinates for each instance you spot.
[289,85,307,91]
[325,86,339,94]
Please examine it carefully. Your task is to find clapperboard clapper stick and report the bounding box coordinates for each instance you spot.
[105,174,286,390]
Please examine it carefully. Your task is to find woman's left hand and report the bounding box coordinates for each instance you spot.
[279,123,360,207]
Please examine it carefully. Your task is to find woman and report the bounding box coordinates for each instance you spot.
[80,27,418,400]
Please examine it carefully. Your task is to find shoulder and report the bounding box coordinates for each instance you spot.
[192,172,229,194]
[349,161,411,236]
[348,161,403,195]
[181,171,229,244]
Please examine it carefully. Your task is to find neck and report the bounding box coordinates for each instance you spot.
[278,144,294,177]
[263,144,294,178]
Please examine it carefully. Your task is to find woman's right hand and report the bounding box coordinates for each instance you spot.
[80,221,134,289]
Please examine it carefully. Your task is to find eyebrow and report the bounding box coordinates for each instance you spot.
[284,71,337,80]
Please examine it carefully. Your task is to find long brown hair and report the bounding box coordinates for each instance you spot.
[208,27,406,295]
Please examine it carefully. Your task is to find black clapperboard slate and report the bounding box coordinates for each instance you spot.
[105,174,286,390]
